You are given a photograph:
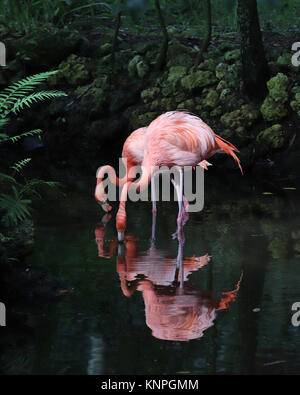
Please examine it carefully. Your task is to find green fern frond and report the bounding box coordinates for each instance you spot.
[0,172,17,184]
[0,70,59,117]
[12,91,67,114]
[5,129,42,144]
[0,186,32,227]
[0,118,9,129]
[10,158,32,173]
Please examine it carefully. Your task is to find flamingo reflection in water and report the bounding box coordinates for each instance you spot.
[95,217,243,342]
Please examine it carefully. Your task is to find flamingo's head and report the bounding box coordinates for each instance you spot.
[116,214,126,242]
[95,183,112,212]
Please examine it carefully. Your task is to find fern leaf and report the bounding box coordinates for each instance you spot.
[0,71,59,117]
[6,129,42,144]
[10,158,32,173]
[12,91,67,114]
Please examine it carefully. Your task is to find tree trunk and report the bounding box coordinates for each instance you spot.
[155,0,169,71]
[195,0,212,67]
[111,11,122,71]
[236,0,269,99]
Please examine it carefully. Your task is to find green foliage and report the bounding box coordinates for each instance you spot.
[0,186,32,227]
[0,71,65,228]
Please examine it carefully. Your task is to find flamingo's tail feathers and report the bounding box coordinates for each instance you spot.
[215,135,243,175]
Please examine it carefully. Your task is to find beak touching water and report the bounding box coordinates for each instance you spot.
[100,200,112,212]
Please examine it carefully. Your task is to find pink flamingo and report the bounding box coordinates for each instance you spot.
[116,111,243,241]
[95,124,196,239]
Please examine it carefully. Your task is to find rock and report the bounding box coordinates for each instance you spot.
[216,80,228,92]
[49,54,90,86]
[221,104,260,133]
[75,76,110,115]
[290,89,300,117]
[260,96,288,122]
[167,66,187,90]
[128,55,149,79]
[161,97,176,111]
[256,124,286,152]
[267,73,289,103]
[12,26,84,67]
[181,70,217,92]
[130,110,159,130]
[200,58,217,72]
[202,89,219,109]
[100,43,112,56]
[141,87,160,104]
[128,55,143,77]
[210,106,223,117]
[136,60,149,79]
[215,62,240,88]
[177,99,195,112]
[167,40,196,68]
[224,49,240,64]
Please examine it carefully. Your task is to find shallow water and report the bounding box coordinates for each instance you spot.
[2,178,300,375]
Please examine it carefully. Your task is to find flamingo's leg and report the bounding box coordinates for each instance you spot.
[173,167,184,226]
[151,174,157,214]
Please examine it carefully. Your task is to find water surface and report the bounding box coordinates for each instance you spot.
[2,178,300,375]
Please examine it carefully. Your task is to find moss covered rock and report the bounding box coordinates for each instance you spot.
[260,96,288,122]
[267,72,289,103]
[130,110,159,129]
[49,54,90,86]
[75,76,110,115]
[141,87,160,104]
[177,99,195,112]
[181,70,217,92]
[256,124,286,152]
[167,66,187,90]
[202,89,219,109]
[128,55,149,79]
[167,40,196,68]
[224,49,240,64]
[221,104,260,133]
[215,62,240,88]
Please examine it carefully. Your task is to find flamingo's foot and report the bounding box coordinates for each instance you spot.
[198,160,213,170]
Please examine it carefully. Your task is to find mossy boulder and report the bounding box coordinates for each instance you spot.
[199,58,218,72]
[130,110,159,129]
[13,27,84,67]
[141,87,160,104]
[260,96,288,122]
[215,62,240,88]
[181,70,217,92]
[177,99,195,112]
[128,55,149,79]
[75,76,110,115]
[167,66,188,90]
[99,43,112,56]
[161,97,176,111]
[267,73,289,103]
[49,54,90,86]
[167,40,196,68]
[290,88,300,117]
[216,80,228,92]
[221,104,260,133]
[224,49,240,64]
[202,89,219,109]
[256,124,286,152]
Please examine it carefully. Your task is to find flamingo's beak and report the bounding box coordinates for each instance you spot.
[100,200,112,212]
[118,231,124,242]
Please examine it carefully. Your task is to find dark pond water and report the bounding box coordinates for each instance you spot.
[2,176,300,375]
